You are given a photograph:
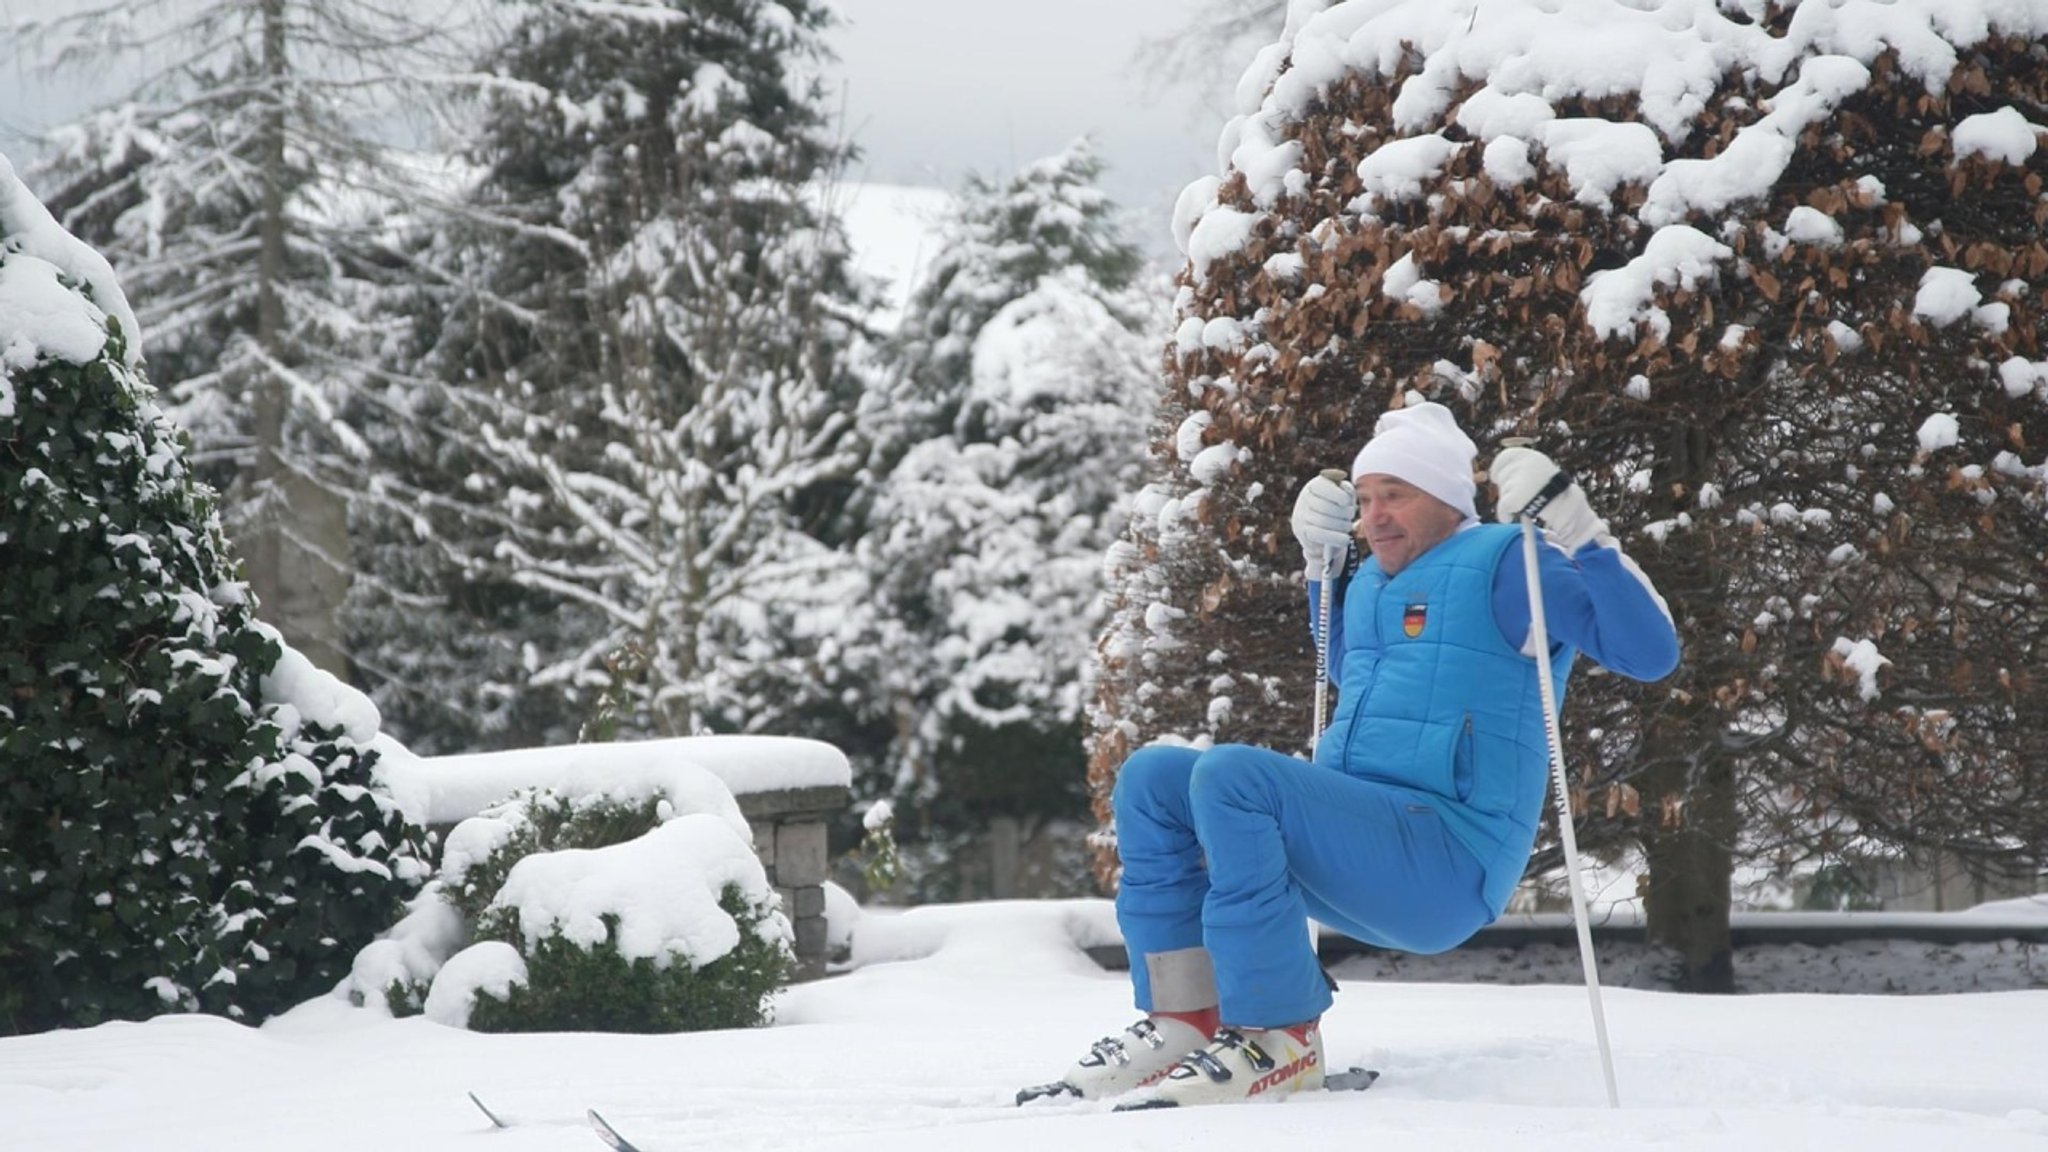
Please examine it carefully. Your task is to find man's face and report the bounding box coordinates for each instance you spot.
[1356,473,1464,576]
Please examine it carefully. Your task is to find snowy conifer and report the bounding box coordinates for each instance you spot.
[842,142,1161,897]
[21,0,470,676]
[1096,0,2048,986]
[347,0,871,751]
[0,157,428,1033]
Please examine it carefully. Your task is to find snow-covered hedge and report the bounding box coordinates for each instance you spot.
[0,154,429,1033]
[345,772,792,1033]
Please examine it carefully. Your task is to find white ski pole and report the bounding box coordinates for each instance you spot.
[1311,468,1347,748]
[1505,442,1621,1109]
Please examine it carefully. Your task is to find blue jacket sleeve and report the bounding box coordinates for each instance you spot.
[1492,535,1679,681]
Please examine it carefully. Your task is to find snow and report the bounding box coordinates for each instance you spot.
[6,898,2047,1152]
[1482,135,1538,186]
[968,268,1137,408]
[1582,226,1734,342]
[1638,55,1870,228]
[1999,356,2048,399]
[255,623,382,744]
[1189,441,1245,485]
[1915,267,1984,328]
[1542,118,1664,211]
[1184,205,1258,279]
[488,813,785,965]
[1179,0,2048,304]
[1782,205,1845,248]
[1355,133,1465,204]
[1382,253,1446,316]
[1832,637,1891,701]
[0,246,111,371]
[1918,412,1963,454]
[1952,106,2044,165]
[420,941,525,1029]
[392,735,852,826]
[1455,88,1556,142]
[826,182,954,332]
[0,151,142,372]
[1828,319,1866,355]
[11,0,2048,1143]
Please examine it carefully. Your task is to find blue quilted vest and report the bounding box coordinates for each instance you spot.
[1312,523,1576,916]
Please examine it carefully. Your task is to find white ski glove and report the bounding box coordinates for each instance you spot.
[1290,470,1356,580]
[1491,446,1611,551]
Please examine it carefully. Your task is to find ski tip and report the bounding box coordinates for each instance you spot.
[1015,1080,1083,1107]
[1325,1066,1381,1092]
[587,1108,642,1152]
[467,1091,510,1129]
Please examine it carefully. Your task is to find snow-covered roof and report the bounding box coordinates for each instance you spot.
[391,735,852,826]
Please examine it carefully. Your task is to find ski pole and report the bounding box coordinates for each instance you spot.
[1311,468,1347,748]
[1502,439,1621,1109]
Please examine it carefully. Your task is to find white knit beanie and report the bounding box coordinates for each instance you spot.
[1349,401,1479,523]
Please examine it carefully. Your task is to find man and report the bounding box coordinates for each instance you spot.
[1043,401,1679,1108]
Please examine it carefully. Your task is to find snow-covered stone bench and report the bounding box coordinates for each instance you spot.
[383,735,852,980]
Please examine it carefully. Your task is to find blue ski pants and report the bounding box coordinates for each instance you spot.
[1114,743,1493,1027]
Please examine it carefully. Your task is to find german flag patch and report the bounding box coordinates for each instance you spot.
[1402,602,1427,638]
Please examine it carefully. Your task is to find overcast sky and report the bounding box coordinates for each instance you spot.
[2,0,1262,257]
[824,0,1246,253]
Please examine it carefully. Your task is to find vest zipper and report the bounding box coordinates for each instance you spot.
[1456,714,1476,801]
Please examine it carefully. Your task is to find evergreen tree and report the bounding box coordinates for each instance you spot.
[0,156,428,1033]
[842,142,1162,898]
[865,140,1147,466]
[1091,0,2048,986]
[347,0,872,751]
[20,0,470,676]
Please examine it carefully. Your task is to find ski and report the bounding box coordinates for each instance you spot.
[1112,1065,1379,1111]
[467,1092,511,1129]
[588,1108,644,1152]
[1020,1065,1379,1109]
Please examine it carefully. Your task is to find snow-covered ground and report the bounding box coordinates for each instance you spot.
[7,898,2046,1152]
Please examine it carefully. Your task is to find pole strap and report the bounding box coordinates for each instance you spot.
[1518,470,1575,521]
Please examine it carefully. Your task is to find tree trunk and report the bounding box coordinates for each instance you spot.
[245,0,290,627]
[1638,419,1736,992]
[1639,714,1737,992]
[238,0,352,679]
[988,815,1020,899]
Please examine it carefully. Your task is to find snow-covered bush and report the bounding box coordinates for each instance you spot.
[353,784,791,1033]
[0,155,428,1033]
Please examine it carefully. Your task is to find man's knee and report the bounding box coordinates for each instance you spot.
[1113,744,1199,812]
[1187,744,1280,809]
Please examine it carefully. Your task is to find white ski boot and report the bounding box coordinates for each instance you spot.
[1055,1012,1213,1099]
[1124,1020,1325,1109]
[1016,946,1218,1104]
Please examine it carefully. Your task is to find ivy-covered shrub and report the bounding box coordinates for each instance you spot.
[0,169,429,1034]
[355,785,791,1033]
[469,891,789,1033]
